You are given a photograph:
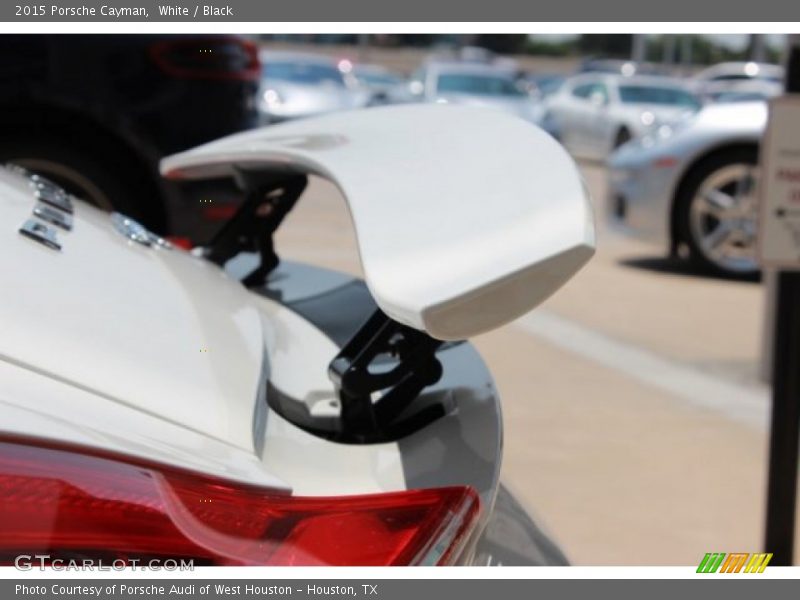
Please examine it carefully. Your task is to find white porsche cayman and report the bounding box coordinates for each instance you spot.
[0,106,594,566]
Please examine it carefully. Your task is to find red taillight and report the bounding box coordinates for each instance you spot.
[149,36,260,81]
[165,236,193,250]
[0,436,479,566]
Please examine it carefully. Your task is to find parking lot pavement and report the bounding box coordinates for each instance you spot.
[551,162,768,388]
[275,168,796,565]
[477,324,769,565]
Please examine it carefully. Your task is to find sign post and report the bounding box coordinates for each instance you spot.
[761,40,800,566]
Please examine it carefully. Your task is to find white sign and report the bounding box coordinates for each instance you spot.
[759,95,800,269]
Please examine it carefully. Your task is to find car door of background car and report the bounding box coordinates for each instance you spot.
[555,78,605,158]
[580,79,614,159]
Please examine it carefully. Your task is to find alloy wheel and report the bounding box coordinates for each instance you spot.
[688,163,759,274]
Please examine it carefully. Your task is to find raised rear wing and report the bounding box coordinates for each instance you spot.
[161,105,595,340]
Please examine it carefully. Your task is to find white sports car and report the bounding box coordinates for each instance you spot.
[0,106,594,566]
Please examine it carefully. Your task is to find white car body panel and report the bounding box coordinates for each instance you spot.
[162,105,595,341]
[0,172,265,452]
[251,292,406,495]
[0,360,288,489]
[0,166,409,493]
[262,410,406,496]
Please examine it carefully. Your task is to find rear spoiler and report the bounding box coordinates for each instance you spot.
[161,105,595,341]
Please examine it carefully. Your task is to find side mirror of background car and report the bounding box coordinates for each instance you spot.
[161,105,595,340]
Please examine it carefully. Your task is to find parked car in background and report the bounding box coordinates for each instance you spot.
[425,45,518,71]
[707,83,780,104]
[258,51,370,124]
[0,34,260,240]
[692,61,784,101]
[578,58,669,77]
[542,74,702,160]
[406,62,544,124]
[607,101,765,276]
[351,63,406,105]
[519,73,566,100]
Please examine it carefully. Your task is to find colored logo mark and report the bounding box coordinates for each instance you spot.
[697,552,772,573]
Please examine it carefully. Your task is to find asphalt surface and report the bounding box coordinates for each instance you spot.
[274,160,797,566]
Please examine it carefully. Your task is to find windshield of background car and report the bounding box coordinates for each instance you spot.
[263,62,345,86]
[535,76,565,97]
[436,73,527,97]
[619,85,701,110]
[572,81,608,102]
[358,72,403,86]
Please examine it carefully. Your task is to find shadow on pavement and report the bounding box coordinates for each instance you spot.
[618,255,762,284]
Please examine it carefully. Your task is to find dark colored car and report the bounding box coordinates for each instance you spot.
[0,34,260,241]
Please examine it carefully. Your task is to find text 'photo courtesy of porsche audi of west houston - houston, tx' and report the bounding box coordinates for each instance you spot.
[0,105,595,566]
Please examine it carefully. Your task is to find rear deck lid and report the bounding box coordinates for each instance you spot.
[0,169,264,451]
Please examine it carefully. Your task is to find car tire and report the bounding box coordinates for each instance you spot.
[674,147,760,277]
[0,135,163,231]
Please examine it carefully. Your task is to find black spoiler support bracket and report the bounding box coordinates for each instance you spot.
[207,168,450,443]
[328,309,447,442]
[202,171,308,287]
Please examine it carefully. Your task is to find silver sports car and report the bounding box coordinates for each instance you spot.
[257,51,370,124]
[607,101,765,275]
[542,74,702,160]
